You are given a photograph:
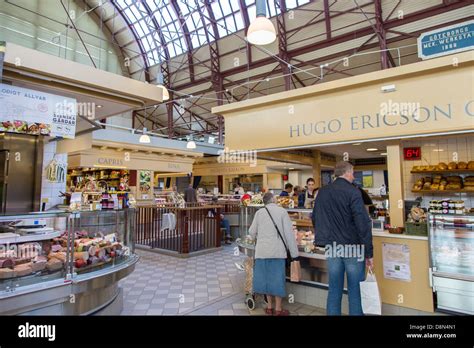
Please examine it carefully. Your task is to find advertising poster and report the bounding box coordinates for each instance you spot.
[383,243,411,282]
[0,83,77,139]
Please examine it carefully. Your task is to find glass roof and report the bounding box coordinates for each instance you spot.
[115,0,311,66]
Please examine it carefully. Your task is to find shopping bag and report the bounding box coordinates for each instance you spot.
[290,260,301,282]
[360,268,382,315]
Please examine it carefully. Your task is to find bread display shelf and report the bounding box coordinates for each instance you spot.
[411,169,474,174]
[412,190,474,194]
[292,219,313,227]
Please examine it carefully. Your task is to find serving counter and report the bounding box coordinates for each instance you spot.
[238,206,435,314]
[0,209,138,315]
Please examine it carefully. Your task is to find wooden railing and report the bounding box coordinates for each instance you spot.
[135,204,223,254]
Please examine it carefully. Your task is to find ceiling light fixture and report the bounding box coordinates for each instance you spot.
[366,148,379,152]
[247,0,276,45]
[380,152,388,156]
[139,127,151,144]
[96,104,103,108]
[352,143,361,146]
[433,149,445,152]
[186,135,196,149]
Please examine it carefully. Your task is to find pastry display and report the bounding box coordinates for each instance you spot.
[458,161,467,169]
[468,161,474,169]
[448,162,457,170]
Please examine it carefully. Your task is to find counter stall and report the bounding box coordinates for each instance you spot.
[0,209,138,315]
[237,206,440,314]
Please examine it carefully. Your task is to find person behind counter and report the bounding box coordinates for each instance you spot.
[233,182,245,195]
[184,184,197,203]
[248,192,299,316]
[298,178,319,208]
[279,183,293,196]
[312,161,373,316]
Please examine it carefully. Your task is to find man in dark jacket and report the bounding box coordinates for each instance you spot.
[184,184,197,203]
[312,161,373,315]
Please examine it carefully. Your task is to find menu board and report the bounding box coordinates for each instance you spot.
[0,83,76,139]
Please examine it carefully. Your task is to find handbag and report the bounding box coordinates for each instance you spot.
[360,267,382,315]
[264,207,301,282]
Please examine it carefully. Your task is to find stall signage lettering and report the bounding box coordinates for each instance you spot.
[98,157,124,166]
[0,83,77,139]
[289,100,474,139]
[168,163,181,170]
[417,20,474,60]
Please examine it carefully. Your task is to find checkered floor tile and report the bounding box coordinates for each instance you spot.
[120,244,325,316]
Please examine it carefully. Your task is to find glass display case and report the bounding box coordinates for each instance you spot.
[0,209,138,315]
[428,213,474,314]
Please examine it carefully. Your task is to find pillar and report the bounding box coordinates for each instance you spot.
[387,143,405,227]
[312,150,322,187]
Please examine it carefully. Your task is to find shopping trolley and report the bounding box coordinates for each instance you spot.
[235,239,268,311]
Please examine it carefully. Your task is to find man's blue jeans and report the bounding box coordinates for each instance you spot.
[326,257,365,315]
[221,219,231,238]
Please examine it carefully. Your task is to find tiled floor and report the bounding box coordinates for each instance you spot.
[120,245,326,316]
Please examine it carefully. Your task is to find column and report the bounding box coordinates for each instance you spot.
[387,143,405,227]
[312,149,322,187]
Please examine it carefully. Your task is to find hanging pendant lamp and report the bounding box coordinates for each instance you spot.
[247,0,276,45]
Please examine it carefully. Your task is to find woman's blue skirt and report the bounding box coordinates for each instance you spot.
[253,258,286,297]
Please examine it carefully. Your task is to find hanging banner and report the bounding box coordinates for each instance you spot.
[0,83,77,138]
[417,20,474,60]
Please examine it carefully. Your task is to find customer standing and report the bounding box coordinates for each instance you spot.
[312,161,373,315]
[248,192,299,316]
[298,178,318,208]
[279,183,293,196]
[184,184,197,203]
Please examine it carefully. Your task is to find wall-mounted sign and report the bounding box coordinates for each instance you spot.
[97,157,124,166]
[403,147,422,161]
[0,83,76,138]
[417,20,474,60]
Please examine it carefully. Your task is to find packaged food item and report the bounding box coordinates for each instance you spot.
[14,262,33,277]
[46,258,63,271]
[423,182,431,189]
[430,184,440,190]
[0,258,14,269]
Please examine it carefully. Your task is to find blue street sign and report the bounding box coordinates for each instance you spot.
[417,20,474,60]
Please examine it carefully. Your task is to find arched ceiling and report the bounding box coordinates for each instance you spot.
[80,0,473,141]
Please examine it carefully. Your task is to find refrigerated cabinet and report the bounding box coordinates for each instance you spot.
[429,213,474,315]
[0,209,138,315]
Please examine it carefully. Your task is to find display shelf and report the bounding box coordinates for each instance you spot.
[0,230,62,245]
[411,169,474,174]
[412,190,474,194]
[292,220,313,227]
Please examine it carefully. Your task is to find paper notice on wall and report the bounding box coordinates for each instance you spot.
[382,243,411,282]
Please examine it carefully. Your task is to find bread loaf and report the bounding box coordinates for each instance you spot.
[468,161,474,169]
[448,162,457,170]
[457,161,467,169]
[437,162,448,170]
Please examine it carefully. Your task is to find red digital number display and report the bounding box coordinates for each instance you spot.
[404,147,421,160]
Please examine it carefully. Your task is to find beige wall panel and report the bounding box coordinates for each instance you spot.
[373,236,434,312]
